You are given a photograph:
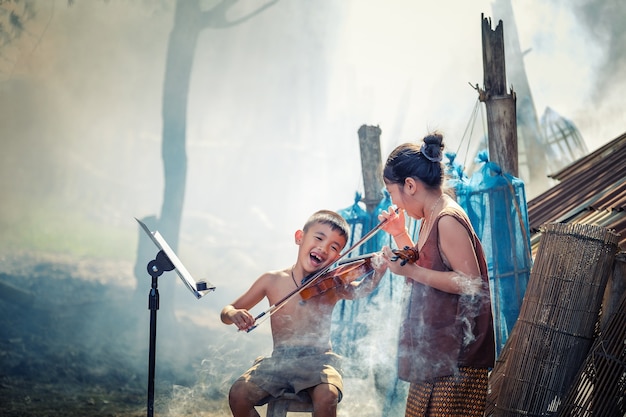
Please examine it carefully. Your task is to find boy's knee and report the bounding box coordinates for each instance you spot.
[229,379,267,407]
[229,380,243,399]
[310,383,340,408]
[229,380,250,403]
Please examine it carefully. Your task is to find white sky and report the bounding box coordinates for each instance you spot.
[1,0,624,328]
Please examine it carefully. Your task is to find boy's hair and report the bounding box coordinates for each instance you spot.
[303,210,350,248]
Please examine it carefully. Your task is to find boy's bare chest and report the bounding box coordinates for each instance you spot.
[268,285,336,321]
[270,294,335,342]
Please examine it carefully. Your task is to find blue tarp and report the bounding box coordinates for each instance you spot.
[454,151,532,355]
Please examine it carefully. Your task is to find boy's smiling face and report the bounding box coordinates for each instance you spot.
[295,222,347,273]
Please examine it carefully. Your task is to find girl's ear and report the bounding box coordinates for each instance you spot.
[404,177,417,193]
[294,229,304,245]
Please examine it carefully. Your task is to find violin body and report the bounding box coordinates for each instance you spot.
[299,258,375,300]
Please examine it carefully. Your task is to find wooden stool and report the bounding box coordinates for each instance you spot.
[266,392,314,417]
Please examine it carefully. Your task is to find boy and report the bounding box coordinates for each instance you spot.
[221,209,386,417]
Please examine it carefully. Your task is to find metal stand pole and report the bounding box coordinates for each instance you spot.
[145,250,174,417]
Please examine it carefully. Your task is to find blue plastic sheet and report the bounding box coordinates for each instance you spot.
[454,151,532,355]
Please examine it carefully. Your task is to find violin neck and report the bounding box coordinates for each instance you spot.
[301,263,334,285]
[301,271,316,285]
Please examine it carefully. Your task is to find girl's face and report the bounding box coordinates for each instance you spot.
[296,222,346,273]
[385,177,426,219]
[384,180,407,210]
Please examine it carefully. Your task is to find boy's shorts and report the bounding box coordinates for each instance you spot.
[236,346,344,405]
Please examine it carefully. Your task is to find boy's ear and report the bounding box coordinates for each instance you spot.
[294,229,304,245]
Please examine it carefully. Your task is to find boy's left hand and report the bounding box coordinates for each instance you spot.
[370,252,389,277]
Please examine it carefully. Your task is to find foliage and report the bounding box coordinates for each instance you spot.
[0,199,136,260]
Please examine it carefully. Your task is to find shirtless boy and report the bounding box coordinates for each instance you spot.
[220,209,386,417]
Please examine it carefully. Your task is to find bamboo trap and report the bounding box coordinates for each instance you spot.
[556,289,626,417]
[486,223,619,416]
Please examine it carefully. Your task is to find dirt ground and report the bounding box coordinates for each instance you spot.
[0,252,234,417]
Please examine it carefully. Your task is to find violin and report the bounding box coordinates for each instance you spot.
[298,246,420,300]
[299,256,375,300]
[246,208,404,333]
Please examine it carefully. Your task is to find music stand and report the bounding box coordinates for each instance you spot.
[136,218,215,417]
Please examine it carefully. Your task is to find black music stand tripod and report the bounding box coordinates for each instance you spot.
[136,218,215,417]
[145,250,173,417]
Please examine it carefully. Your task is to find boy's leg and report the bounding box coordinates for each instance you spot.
[308,383,339,417]
[228,379,270,417]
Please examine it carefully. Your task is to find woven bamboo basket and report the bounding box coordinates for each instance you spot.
[486,223,619,416]
[556,289,626,417]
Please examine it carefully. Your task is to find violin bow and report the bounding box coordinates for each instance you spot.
[245,207,399,333]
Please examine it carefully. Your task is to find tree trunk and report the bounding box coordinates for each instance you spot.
[159,0,202,250]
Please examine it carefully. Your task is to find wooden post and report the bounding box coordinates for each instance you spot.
[601,251,626,331]
[357,125,384,213]
[480,14,519,177]
[492,0,547,188]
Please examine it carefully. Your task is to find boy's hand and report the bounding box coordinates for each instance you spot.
[370,252,389,276]
[221,305,255,331]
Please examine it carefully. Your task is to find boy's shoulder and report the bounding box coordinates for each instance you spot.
[254,268,289,286]
[262,267,288,278]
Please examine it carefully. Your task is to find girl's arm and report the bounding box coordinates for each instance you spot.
[382,216,482,295]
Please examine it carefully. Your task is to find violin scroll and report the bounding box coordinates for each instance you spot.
[391,246,419,266]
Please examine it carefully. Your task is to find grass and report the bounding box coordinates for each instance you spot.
[0,198,136,261]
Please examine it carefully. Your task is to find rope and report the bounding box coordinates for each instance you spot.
[455,97,484,170]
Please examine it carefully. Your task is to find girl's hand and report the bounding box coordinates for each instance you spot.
[378,206,407,237]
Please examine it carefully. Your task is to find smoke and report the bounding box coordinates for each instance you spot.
[567,0,626,146]
[511,0,626,147]
[1,1,625,416]
[570,0,626,100]
[451,271,484,297]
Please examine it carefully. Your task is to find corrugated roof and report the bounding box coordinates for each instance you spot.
[527,132,626,252]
